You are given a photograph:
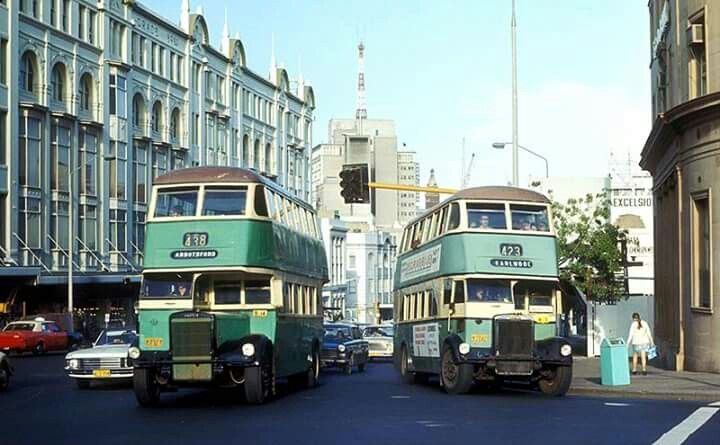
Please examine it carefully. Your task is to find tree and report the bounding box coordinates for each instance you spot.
[552,193,626,302]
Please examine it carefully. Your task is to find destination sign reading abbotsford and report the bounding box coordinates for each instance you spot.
[171,250,218,259]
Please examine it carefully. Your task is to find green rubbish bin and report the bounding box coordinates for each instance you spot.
[600,337,630,386]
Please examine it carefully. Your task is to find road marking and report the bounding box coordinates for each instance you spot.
[653,406,720,445]
[604,402,630,407]
[391,395,410,399]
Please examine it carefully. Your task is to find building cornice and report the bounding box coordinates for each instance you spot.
[640,92,720,174]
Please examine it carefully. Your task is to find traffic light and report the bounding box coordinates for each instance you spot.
[339,164,369,204]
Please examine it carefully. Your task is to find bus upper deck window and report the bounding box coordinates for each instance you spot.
[202,187,247,216]
[155,188,198,217]
[467,203,507,229]
[510,204,550,232]
[448,203,460,230]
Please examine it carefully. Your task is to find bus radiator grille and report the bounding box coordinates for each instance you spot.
[494,319,534,356]
[171,318,213,358]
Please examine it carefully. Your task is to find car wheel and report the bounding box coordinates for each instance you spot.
[538,365,572,397]
[344,354,354,376]
[441,346,473,395]
[32,342,45,356]
[76,379,91,390]
[0,366,9,391]
[134,368,161,407]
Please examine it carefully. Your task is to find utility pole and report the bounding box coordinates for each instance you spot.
[511,0,519,186]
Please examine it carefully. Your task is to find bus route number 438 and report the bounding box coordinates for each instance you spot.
[183,232,208,247]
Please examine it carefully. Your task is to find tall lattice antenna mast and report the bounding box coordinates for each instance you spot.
[356,41,367,121]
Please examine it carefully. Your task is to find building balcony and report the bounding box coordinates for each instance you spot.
[133,122,151,139]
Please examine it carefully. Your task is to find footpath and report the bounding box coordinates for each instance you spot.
[569,357,720,402]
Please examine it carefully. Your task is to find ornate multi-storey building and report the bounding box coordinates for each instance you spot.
[0,0,315,322]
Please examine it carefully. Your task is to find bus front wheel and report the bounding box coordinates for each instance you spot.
[245,352,273,404]
[441,346,473,395]
[134,368,161,407]
[538,365,572,397]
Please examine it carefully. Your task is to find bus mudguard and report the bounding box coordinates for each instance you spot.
[534,337,573,365]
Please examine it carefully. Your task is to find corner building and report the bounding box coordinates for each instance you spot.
[640,0,720,372]
[0,0,315,325]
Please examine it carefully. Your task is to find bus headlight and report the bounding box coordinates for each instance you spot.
[338,344,346,353]
[128,347,141,359]
[560,344,572,357]
[69,359,80,369]
[459,343,470,355]
[242,343,255,357]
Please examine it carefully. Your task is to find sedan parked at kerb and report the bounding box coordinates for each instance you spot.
[321,323,369,375]
[0,318,70,355]
[65,330,137,389]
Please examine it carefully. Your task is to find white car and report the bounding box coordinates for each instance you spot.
[362,325,394,359]
[0,352,12,391]
[65,330,137,389]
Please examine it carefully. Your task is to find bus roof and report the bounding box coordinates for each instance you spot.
[450,186,550,204]
[153,167,266,186]
[153,167,315,211]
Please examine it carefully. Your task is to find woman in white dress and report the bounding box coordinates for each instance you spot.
[626,312,654,375]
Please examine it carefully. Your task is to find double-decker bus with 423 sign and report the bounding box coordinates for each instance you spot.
[393,186,573,396]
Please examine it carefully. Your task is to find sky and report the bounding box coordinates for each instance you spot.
[146,0,652,190]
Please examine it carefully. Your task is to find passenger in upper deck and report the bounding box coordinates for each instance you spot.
[468,213,491,229]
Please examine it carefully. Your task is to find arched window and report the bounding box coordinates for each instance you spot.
[170,108,180,142]
[132,94,146,128]
[51,63,66,103]
[242,135,249,167]
[253,139,260,169]
[20,51,37,93]
[151,101,163,133]
[265,143,272,173]
[79,74,93,112]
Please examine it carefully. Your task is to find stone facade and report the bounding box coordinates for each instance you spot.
[640,0,720,372]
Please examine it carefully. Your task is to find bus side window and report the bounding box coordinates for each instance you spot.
[429,290,438,316]
[443,279,453,305]
[448,203,460,231]
[254,185,269,217]
[453,280,465,303]
[439,206,449,234]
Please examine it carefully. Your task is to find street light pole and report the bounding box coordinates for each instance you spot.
[68,165,77,333]
[511,0,519,186]
[492,142,549,178]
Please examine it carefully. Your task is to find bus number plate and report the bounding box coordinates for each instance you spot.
[183,232,208,247]
[499,243,523,257]
[144,337,164,348]
[471,334,488,344]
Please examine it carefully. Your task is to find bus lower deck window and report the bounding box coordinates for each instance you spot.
[215,284,242,305]
[245,280,271,304]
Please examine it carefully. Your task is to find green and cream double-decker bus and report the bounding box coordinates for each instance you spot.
[393,186,573,396]
[130,167,328,406]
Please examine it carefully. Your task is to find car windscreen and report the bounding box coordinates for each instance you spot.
[466,279,513,304]
[154,187,198,218]
[140,273,193,299]
[96,331,137,345]
[324,326,352,339]
[363,327,393,337]
[3,323,34,331]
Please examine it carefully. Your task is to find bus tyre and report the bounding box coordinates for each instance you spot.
[441,346,473,395]
[245,351,273,404]
[307,346,320,387]
[399,345,416,384]
[344,355,354,375]
[538,365,572,397]
[134,368,161,407]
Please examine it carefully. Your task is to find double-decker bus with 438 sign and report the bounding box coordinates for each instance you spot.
[393,186,573,396]
[130,167,328,406]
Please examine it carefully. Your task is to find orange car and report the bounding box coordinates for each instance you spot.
[0,318,69,355]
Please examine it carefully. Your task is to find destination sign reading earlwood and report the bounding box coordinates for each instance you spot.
[400,244,442,282]
[490,258,533,268]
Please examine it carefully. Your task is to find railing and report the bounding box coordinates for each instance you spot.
[76,236,111,272]
[105,238,139,272]
[0,244,18,266]
[47,234,82,272]
[12,232,50,272]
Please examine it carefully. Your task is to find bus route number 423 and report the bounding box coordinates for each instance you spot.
[500,243,523,257]
[183,232,208,247]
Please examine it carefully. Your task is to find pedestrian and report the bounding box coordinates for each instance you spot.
[626,312,654,375]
